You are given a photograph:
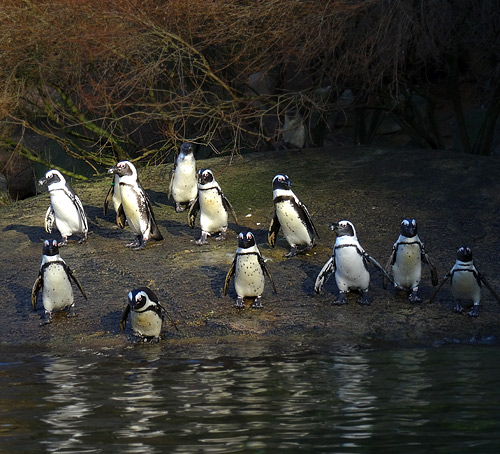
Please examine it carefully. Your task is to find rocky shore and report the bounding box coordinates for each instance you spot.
[2,146,500,353]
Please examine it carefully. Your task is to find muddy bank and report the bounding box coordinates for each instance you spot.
[1,146,500,353]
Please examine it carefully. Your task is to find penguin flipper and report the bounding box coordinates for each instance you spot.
[268,212,280,248]
[223,258,236,296]
[44,206,55,233]
[429,272,451,304]
[478,273,500,304]
[364,253,394,285]
[297,199,319,239]
[167,167,175,200]
[258,254,277,294]
[104,183,114,216]
[314,257,335,294]
[422,249,438,286]
[188,197,200,228]
[383,248,396,290]
[65,265,88,300]
[221,193,238,225]
[68,189,88,234]
[116,204,126,229]
[120,305,130,330]
[31,275,42,310]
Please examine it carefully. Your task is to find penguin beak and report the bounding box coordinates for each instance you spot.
[108,165,118,174]
[38,177,47,186]
[329,223,337,231]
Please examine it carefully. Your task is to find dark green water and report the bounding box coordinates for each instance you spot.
[1,342,500,453]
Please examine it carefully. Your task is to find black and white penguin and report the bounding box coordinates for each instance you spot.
[32,239,87,324]
[314,220,391,305]
[108,161,163,250]
[188,168,238,245]
[429,247,500,317]
[38,169,88,246]
[120,287,165,341]
[268,174,319,257]
[385,218,438,303]
[224,231,277,309]
[168,142,198,212]
[282,107,306,149]
[103,173,125,228]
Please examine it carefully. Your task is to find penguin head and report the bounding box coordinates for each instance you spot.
[179,142,194,156]
[400,218,417,237]
[42,239,60,257]
[272,174,291,190]
[38,169,65,188]
[128,287,160,312]
[331,220,356,238]
[238,231,256,249]
[198,168,214,185]
[456,246,473,263]
[108,161,136,178]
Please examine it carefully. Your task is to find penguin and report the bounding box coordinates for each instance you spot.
[103,173,125,228]
[120,287,165,342]
[38,169,88,246]
[108,161,163,250]
[32,239,87,324]
[168,142,198,212]
[188,168,238,245]
[282,107,306,149]
[268,174,319,257]
[224,231,277,309]
[385,218,438,303]
[429,247,500,317]
[314,220,392,305]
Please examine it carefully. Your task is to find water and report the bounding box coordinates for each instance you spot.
[1,342,500,453]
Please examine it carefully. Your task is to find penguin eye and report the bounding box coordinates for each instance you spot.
[412,220,416,226]
[246,233,252,240]
[52,240,57,247]
[238,233,243,239]
[44,240,49,246]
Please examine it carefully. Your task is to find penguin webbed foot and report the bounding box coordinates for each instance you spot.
[126,237,143,249]
[196,232,209,245]
[453,301,464,314]
[58,237,68,247]
[284,246,298,258]
[467,305,479,317]
[333,292,348,305]
[66,304,77,318]
[175,203,185,213]
[357,292,371,306]
[234,297,245,309]
[40,312,53,326]
[216,228,227,242]
[251,296,263,309]
[408,291,422,304]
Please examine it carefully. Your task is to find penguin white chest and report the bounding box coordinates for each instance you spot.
[131,311,162,338]
[199,189,227,233]
[451,270,481,303]
[120,185,149,236]
[393,242,422,289]
[275,200,311,247]
[42,264,74,313]
[172,159,197,203]
[334,246,370,291]
[234,254,265,298]
[50,190,84,235]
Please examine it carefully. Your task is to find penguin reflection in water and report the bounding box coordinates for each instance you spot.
[268,174,319,257]
[314,220,392,305]
[385,218,438,303]
[224,231,277,309]
[32,239,87,324]
[168,142,198,213]
[120,287,166,342]
[108,161,163,250]
[188,169,238,245]
[430,247,500,317]
[39,169,88,246]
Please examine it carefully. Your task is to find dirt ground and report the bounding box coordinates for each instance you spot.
[2,146,500,353]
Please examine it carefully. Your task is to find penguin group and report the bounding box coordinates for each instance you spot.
[31,143,500,342]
